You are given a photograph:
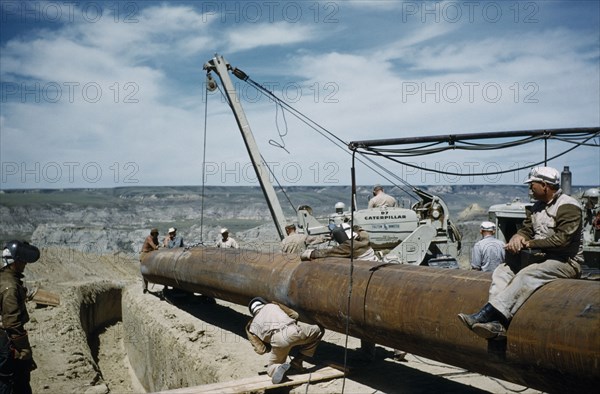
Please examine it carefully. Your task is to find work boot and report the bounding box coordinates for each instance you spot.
[359,340,376,361]
[271,363,290,384]
[457,303,501,330]
[289,355,305,372]
[392,350,407,361]
[472,322,507,340]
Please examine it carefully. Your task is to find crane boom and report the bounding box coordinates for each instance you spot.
[203,54,288,240]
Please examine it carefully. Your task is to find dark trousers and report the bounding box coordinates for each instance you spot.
[10,361,31,394]
[0,332,14,394]
[0,332,31,394]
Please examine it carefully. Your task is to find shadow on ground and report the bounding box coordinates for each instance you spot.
[159,290,490,394]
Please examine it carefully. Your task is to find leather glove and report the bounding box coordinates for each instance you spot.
[11,333,33,361]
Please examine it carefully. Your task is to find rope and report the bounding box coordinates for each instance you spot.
[211,78,301,215]
[260,153,297,214]
[341,153,358,393]
[199,76,210,243]
[243,76,418,199]
[236,71,598,187]
[268,100,290,154]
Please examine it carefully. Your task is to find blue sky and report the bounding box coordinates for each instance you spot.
[1,0,598,189]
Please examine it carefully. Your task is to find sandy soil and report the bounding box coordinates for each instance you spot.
[22,248,542,394]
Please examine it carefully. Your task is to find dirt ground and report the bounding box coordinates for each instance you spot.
[22,248,542,394]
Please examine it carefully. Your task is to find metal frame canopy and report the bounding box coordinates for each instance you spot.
[347,127,599,183]
[348,127,600,150]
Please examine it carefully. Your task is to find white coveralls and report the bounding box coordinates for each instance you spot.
[215,237,239,249]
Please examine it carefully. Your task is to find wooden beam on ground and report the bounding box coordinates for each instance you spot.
[153,366,346,394]
[29,288,60,306]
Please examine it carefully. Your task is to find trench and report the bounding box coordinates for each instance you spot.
[70,282,540,394]
[76,283,222,393]
[77,284,142,393]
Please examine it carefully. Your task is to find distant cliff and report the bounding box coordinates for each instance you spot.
[1,184,548,258]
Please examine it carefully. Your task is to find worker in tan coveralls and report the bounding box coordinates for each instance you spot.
[246,297,323,384]
[458,166,583,340]
[368,185,397,208]
[280,224,327,254]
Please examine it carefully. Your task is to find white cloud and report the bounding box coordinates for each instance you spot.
[0,2,598,189]
[226,22,318,52]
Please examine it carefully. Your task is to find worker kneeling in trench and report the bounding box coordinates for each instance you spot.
[245,297,324,384]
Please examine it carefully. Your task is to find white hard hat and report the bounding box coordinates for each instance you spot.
[2,240,40,268]
[583,188,599,198]
[248,297,267,316]
[2,248,14,268]
[480,221,496,231]
[524,167,560,185]
[168,227,176,233]
[220,228,228,234]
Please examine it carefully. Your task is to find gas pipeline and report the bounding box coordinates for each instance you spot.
[141,246,600,393]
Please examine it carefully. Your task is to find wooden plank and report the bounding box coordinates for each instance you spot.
[154,366,345,394]
[29,288,60,306]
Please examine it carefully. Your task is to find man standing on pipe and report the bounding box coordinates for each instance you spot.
[246,297,324,384]
[0,240,40,394]
[458,166,583,339]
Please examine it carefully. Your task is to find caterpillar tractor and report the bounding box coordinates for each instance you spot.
[296,190,461,267]
[204,54,461,267]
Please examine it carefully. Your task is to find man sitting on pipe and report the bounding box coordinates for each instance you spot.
[246,297,324,384]
[458,166,583,339]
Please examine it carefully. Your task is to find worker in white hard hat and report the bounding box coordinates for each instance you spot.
[458,166,583,340]
[245,297,323,384]
[215,228,239,249]
[1,240,40,393]
[163,227,184,248]
[470,221,505,272]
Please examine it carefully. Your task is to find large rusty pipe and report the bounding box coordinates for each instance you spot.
[141,247,600,393]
